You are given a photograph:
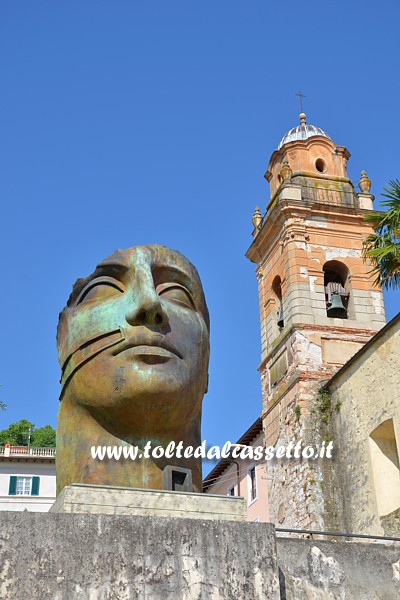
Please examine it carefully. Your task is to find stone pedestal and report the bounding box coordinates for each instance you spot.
[50,483,247,521]
[358,192,374,210]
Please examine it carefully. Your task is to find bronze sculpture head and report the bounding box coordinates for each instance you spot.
[56,245,210,494]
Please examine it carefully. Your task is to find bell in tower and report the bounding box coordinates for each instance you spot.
[324,263,350,318]
[326,293,347,318]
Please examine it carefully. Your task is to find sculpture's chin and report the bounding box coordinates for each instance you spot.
[63,372,203,439]
[61,343,207,440]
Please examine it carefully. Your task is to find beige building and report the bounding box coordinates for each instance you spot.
[246,112,396,534]
[0,446,56,512]
[203,418,270,522]
[326,312,400,536]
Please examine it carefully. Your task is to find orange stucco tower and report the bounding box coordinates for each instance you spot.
[246,113,386,530]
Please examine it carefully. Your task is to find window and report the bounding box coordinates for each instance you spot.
[315,158,327,173]
[248,466,257,503]
[16,477,31,495]
[8,476,40,496]
[228,485,236,496]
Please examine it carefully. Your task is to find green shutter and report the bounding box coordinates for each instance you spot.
[31,476,40,496]
[8,476,17,495]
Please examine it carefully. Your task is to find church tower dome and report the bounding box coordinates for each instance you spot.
[278,113,331,149]
[265,111,351,198]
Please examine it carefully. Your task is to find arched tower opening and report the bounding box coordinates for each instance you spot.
[323,260,350,319]
[271,275,284,331]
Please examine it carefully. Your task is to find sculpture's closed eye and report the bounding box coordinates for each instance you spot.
[77,278,125,305]
[157,284,195,310]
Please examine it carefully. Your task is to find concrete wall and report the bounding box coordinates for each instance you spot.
[277,538,400,600]
[0,512,279,600]
[0,512,399,599]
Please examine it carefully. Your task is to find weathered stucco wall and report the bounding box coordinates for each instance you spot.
[327,313,400,536]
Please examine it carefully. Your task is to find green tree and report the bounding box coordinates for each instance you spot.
[31,425,56,447]
[0,419,35,446]
[363,179,400,289]
[0,420,56,447]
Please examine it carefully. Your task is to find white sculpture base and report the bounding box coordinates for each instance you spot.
[50,483,246,521]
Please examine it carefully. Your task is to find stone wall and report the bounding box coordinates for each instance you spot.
[277,538,400,600]
[0,512,399,599]
[0,512,279,600]
[263,380,327,532]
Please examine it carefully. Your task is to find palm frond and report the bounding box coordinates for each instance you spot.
[363,179,400,290]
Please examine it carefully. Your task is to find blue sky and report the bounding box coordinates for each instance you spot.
[1,1,399,471]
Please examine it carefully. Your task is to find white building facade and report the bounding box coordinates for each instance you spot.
[0,446,56,512]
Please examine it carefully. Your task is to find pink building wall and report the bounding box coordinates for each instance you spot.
[204,431,270,523]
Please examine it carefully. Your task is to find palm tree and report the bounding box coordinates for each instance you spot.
[363,179,400,290]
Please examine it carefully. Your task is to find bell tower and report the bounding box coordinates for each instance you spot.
[246,113,386,530]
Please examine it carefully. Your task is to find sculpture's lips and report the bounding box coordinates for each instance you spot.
[113,337,183,360]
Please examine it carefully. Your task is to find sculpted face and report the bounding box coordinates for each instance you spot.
[57,245,210,441]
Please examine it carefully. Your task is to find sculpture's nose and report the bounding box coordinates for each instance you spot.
[125,270,169,328]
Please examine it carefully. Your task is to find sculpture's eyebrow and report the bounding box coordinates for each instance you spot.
[67,262,129,307]
[92,261,130,279]
[155,264,197,294]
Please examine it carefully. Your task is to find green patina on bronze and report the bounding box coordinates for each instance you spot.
[56,245,210,495]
